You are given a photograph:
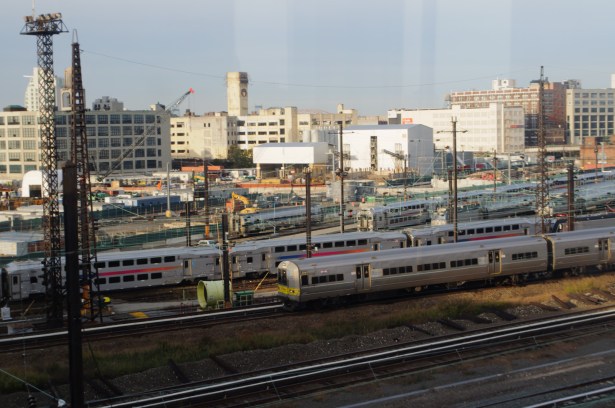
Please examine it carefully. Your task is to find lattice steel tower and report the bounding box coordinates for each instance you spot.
[21,12,67,327]
[68,34,102,321]
[536,66,549,234]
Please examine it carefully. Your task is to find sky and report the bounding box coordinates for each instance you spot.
[2,0,615,116]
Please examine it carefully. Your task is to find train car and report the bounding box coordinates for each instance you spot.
[357,199,433,231]
[230,231,407,279]
[278,235,549,308]
[546,227,615,274]
[404,218,536,246]
[230,204,324,237]
[0,246,221,301]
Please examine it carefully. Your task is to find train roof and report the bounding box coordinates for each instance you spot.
[403,217,536,236]
[286,235,547,270]
[231,231,407,251]
[546,226,615,242]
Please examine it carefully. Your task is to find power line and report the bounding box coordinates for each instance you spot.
[81,48,534,90]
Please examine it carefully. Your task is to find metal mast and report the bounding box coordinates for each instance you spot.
[69,33,101,321]
[21,12,67,327]
[536,66,549,234]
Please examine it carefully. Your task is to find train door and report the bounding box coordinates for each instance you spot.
[355,264,371,291]
[10,273,21,299]
[598,238,610,262]
[487,250,502,275]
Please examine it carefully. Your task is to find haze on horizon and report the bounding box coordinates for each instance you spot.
[2,0,614,116]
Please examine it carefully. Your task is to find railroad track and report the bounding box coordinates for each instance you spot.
[0,303,283,353]
[86,307,615,407]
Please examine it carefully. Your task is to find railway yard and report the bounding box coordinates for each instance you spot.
[3,272,615,407]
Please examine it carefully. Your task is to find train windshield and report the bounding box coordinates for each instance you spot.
[277,262,289,285]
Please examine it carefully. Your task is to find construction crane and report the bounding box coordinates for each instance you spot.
[96,88,194,182]
[383,149,408,201]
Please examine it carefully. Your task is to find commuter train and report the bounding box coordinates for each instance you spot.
[277,226,615,309]
[357,199,433,231]
[230,231,407,279]
[229,205,324,237]
[1,246,221,302]
[0,218,544,303]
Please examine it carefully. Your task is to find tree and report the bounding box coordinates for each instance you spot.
[227,146,254,168]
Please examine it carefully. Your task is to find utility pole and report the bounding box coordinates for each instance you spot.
[437,118,467,242]
[567,163,575,232]
[335,122,347,233]
[204,162,210,238]
[305,167,313,258]
[536,66,549,234]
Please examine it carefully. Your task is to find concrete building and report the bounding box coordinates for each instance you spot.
[566,87,615,146]
[227,72,249,116]
[343,124,434,176]
[236,106,300,148]
[0,98,172,182]
[170,112,236,160]
[388,104,525,154]
[448,78,567,146]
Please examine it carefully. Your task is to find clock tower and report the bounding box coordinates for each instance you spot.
[227,72,249,116]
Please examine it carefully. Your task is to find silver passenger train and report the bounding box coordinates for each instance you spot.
[0,218,540,303]
[277,226,615,309]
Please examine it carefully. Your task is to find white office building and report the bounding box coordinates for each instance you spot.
[170,113,236,160]
[388,103,525,154]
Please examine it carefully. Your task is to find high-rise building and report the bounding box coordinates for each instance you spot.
[23,67,64,112]
[170,112,236,160]
[566,87,615,146]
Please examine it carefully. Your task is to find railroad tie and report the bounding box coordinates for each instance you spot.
[568,293,602,305]
[98,376,124,396]
[406,324,433,336]
[551,295,576,309]
[490,309,517,321]
[462,315,493,324]
[168,358,191,384]
[437,318,466,331]
[530,302,560,312]
[209,355,239,374]
[591,289,615,301]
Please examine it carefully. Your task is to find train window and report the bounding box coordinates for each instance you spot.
[232,256,238,264]
[274,246,285,253]
[137,274,148,281]
[346,240,356,247]
[358,239,367,245]
[423,264,431,271]
[108,261,120,268]
[30,277,37,284]
[319,276,327,283]
[390,267,397,275]
[356,266,362,278]
[495,226,502,232]
[477,228,484,234]
[417,264,423,271]
[275,261,282,267]
[323,242,333,248]
[364,269,369,278]
[448,231,454,237]
[287,245,297,251]
[151,272,162,279]
[96,278,106,285]
[164,256,175,263]
[301,275,309,285]
[334,241,344,248]
[458,230,466,236]
[262,254,266,261]
[299,244,306,250]
[246,257,253,264]
[337,274,344,281]
[95,261,105,269]
[328,275,336,282]
[123,260,134,266]
[123,275,135,282]
[503,225,511,231]
[150,257,162,264]
[467,229,475,235]
[137,258,148,265]
[311,276,318,284]
[109,277,120,284]
[383,268,389,275]
[512,224,520,230]
[216,258,220,265]
[486,227,493,233]
[451,260,458,267]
